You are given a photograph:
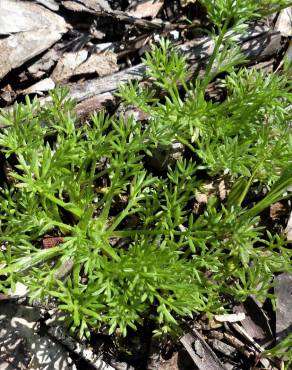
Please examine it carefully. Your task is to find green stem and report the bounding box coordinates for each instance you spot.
[34,183,83,218]
[201,20,229,92]
[243,191,292,220]
[99,188,115,224]
[176,135,196,154]
[238,134,288,207]
[41,191,82,218]
[108,228,210,238]
[51,221,74,232]
[242,166,292,219]
[0,244,66,274]
[107,203,132,233]
[237,164,260,206]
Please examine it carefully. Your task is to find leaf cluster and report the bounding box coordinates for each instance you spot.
[0,1,291,342]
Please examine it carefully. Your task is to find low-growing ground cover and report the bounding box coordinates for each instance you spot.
[0,0,291,368]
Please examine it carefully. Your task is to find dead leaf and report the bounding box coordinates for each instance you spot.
[0,84,15,103]
[208,319,223,329]
[42,236,64,249]
[127,0,164,19]
[270,202,287,221]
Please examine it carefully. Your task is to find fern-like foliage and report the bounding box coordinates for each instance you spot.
[0,1,291,343]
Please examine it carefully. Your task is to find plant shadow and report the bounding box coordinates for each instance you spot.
[0,302,73,370]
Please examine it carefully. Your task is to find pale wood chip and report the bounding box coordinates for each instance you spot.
[127,0,164,19]
[275,7,292,37]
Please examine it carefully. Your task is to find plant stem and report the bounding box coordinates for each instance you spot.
[201,20,229,92]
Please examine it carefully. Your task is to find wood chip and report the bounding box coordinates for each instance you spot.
[77,0,112,12]
[208,339,237,358]
[22,78,55,95]
[215,313,246,323]
[74,51,118,77]
[0,0,49,35]
[75,92,115,121]
[0,303,73,370]
[54,258,74,280]
[62,0,170,30]
[61,0,112,13]
[0,1,68,79]
[286,40,292,76]
[286,212,292,241]
[0,0,67,34]
[230,323,275,369]
[68,63,146,102]
[47,324,115,370]
[35,0,60,11]
[51,50,118,83]
[66,26,281,104]
[223,332,253,359]
[127,0,164,19]
[27,48,59,79]
[231,323,265,353]
[157,351,194,370]
[51,50,89,82]
[275,273,292,342]
[275,7,292,37]
[180,330,225,370]
[233,297,273,348]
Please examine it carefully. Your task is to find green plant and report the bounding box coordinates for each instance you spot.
[265,332,292,370]
[0,0,291,343]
